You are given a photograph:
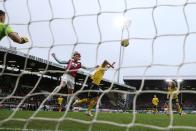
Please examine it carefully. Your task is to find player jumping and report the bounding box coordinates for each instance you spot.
[73,60,115,116]
[52,51,93,108]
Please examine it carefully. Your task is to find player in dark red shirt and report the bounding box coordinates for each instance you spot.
[52,51,89,106]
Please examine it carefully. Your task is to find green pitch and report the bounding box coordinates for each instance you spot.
[0,110,196,131]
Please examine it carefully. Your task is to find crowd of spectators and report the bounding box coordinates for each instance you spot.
[1,75,196,112]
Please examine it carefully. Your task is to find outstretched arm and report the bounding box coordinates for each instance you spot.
[51,53,68,64]
[81,60,115,71]
[8,32,28,44]
[81,65,99,71]
[104,60,115,68]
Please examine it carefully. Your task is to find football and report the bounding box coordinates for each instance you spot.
[121,39,129,47]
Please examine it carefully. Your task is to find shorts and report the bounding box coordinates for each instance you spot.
[87,83,103,99]
[61,74,75,89]
[153,105,158,109]
[58,103,62,106]
[167,98,179,105]
[164,108,168,111]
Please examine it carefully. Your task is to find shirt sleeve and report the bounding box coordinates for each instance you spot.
[66,60,72,70]
[5,25,14,35]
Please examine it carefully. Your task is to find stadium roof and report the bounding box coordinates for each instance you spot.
[0,46,135,91]
[123,75,196,80]
[123,76,196,90]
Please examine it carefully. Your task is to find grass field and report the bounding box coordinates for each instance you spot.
[0,109,196,131]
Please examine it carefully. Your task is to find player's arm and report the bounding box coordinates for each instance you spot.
[4,24,28,44]
[102,60,116,69]
[81,65,99,71]
[104,60,115,68]
[8,32,28,44]
[51,53,68,64]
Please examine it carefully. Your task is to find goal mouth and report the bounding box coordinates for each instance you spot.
[0,0,196,131]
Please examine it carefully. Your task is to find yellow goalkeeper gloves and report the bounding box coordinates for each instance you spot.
[21,37,29,44]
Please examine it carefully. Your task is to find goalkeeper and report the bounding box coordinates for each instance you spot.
[73,60,115,116]
[0,10,28,44]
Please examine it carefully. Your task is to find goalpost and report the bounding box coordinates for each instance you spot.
[0,0,196,131]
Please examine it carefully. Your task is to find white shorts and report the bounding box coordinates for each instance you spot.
[61,74,75,89]
[164,108,168,111]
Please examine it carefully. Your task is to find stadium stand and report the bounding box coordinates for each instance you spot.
[124,76,196,112]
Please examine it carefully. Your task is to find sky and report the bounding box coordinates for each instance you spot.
[0,0,196,83]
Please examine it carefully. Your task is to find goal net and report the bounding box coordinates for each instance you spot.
[0,0,196,130]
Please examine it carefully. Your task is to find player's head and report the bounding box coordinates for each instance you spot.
[0,10,5,23]
[101,60,109,68]
[102,61,107,67]
[154,95,157,98]
[72,51,81,61]
[168,81,176,88]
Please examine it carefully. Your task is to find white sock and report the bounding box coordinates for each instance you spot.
[67,95,71,104]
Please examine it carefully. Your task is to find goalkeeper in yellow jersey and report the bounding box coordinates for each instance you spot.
[166,81,182,115]
[73,60,115,116]
[152,95,159,113]
[0,10,28,44]
[57,96,64,112]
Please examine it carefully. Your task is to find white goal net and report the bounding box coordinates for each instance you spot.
[0,0,196,131]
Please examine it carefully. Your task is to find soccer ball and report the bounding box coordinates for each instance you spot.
[121,39,129,47]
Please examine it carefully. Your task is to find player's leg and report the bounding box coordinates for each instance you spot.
[177,104,182,115]
[164,106,168,114]
[53,79,66,111]
[179,103,183,115]
[166,100,170,115]
[87,97,98,116]
[58,104,62,112]
[168,99,176,115]
[153,105,158,113]
[155,105,158,113]
[65,74,75,105]
[53,79,66,94]
[53,74,66,92]
[73,98,89,106]
[86,84,100,116]
[73,81,95,107]
[67,88,74,104]
[176,99,182,115]
[152,104,155,113]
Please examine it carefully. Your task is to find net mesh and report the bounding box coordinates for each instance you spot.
[0,0,196,130]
